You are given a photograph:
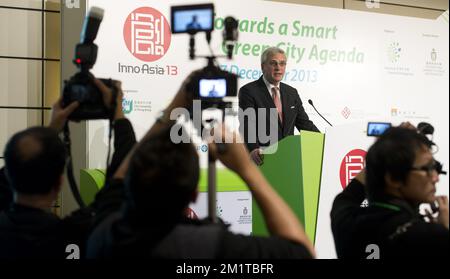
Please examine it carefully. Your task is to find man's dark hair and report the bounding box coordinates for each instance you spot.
[4,127,67,195]
[365,127,432,202]
[125,125,199,220]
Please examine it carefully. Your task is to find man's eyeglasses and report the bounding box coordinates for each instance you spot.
[409,160,447,176]
[267,61,287,67]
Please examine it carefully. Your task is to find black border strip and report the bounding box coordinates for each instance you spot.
[0,5,60,13]
[0,106,51,110]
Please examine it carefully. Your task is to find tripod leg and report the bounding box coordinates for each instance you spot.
[207,151,217,223]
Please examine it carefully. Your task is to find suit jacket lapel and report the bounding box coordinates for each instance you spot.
[257,77,275,108]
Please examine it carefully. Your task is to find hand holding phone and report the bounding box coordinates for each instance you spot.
[436,196,449,229]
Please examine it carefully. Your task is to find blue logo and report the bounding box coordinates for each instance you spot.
[387,42,401,63]
[122,99,133,114]
[201,144,208,152]
[216,201,223,217]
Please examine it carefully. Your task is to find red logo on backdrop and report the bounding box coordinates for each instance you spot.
[341,107,351,119]
[339,149,367,188]
[123,7,171,62]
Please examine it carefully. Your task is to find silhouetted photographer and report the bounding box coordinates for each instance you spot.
[331,124,449,258]
[0,78,136,259]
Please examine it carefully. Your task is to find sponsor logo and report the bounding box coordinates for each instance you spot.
[196,144,208,153]
[122,99,133,114]
[123,7,171,62]
[431,48,437,62]
[385,42,413,76]
[216,202,224,218]
[387,42,402,63]
[390,107,424,119]
[424,48,444,76]
[391,108,398,117]
[387,42,401,63]
[341,107,351,119]
[339,149,367,188]
[201,145,208,152]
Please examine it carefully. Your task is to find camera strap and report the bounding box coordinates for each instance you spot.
[105,82,118,168]
[63,123,87,209]
[62,118,114,209]
[106,119,113,167]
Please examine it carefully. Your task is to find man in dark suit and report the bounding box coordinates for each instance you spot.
[186,15,202,31]
[239,47,319,165]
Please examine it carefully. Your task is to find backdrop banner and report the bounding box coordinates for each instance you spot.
[84,0,449,258]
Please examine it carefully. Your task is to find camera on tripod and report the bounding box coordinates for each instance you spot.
[62,7,117,121]
[170,3,240,223]
[188,61,238,104]
[171,3,239,109]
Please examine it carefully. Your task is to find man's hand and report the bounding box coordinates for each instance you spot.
[48,97,79,132]
[436,196,449,229]
[424,196,449,229]
[399,121,416,130]
[92,78,125,120]
[208,125,255,178]
[250,148,264,166]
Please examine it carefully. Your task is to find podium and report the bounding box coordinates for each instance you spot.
[252,131,325,243]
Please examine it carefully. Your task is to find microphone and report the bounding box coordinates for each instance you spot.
[308,99,333,127]
[223,17,238,59]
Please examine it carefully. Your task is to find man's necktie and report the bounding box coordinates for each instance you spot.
[271,87,283,124]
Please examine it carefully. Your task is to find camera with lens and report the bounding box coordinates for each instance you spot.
[171,3,238,110]
[187,62,238,105]
[62,7,117,121]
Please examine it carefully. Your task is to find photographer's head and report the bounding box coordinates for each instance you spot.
[125,125,199,220]
[366,127,440,205]
[4,127,66,200]
[261,47,287,86]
